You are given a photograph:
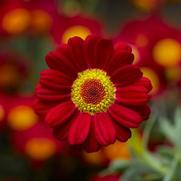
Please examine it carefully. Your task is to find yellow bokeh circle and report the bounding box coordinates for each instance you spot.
[141,67,160,94]
[103,141,130,161]
[62,25,91,43]
[31,10,52,33]
[2,8,31,34]
[8,105,38,131]
[25,138,56,160]
[153,38,181,67]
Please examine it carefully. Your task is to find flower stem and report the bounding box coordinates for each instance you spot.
[142,151,168,175]
[143,113,157,149]
[163,151,180,181]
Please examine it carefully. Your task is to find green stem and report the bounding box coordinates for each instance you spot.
[142,151,168,175]
[130,135,168,175]
[163,151,180,181]
[143,113,157,149]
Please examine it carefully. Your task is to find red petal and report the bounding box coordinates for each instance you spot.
[137,77,152,93]
[34,99,56,115]
[107,51,134,74]
[131,105,151,120]
[111,65,143,87]
[40,69,72,91]
[36,84,70,102]
[114,42,132,53]
[95,39,114,69]
[68,113,91,145]
[114,122,131,142]
[116,86,149,106]
[83,121,101,152]
[93,113,116,146]
[84,36,100,68]
[109,103,143,128]
[45,101,76,127]
[53,122,71,140]
[67,36,87,71]
[45,45,78,78]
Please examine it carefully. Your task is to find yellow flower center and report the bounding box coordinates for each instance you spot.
[25,138,56,160]
[141,67,159,94]
[153,38,181,67]
[71,69,115,115]
[8,106,38,131]
[62,25,91,43]
[2,8,30,34]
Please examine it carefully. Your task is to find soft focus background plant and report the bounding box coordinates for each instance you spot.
[1,0,181,180]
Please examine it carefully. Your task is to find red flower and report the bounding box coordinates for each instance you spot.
[51,15,102,44]
[116,16,181,95]
[35,36,152,152]
[11,122,62,162]
[6,95,38,131]
[0,0,57,36]
[0,94,39,130]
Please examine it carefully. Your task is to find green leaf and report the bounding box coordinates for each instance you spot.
[108,160,130,172]
[160,108,181,149]
[121,162,162,181]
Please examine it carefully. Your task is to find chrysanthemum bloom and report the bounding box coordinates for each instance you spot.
[123,16,181,67]
[0,0,30,35]
[24,0,57,34]
[116,16,181,94]
[0,0,57,36]
[11,122,62,162]
[7,96,38,131]
[35,36,152,152]
[52,15,102,44]
[115,42,166,95]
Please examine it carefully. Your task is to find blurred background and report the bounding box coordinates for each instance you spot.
[1,0,181,180]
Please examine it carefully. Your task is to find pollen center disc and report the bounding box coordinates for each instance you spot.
[71,69,116,115]
[80,79,106,105]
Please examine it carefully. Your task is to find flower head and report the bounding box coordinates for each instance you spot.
[116,16,181,95]
[0,0,56,36]
[7,96,38,131]
[52,15,102,44]
[35,36,152,152]
[12,122,62,162]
